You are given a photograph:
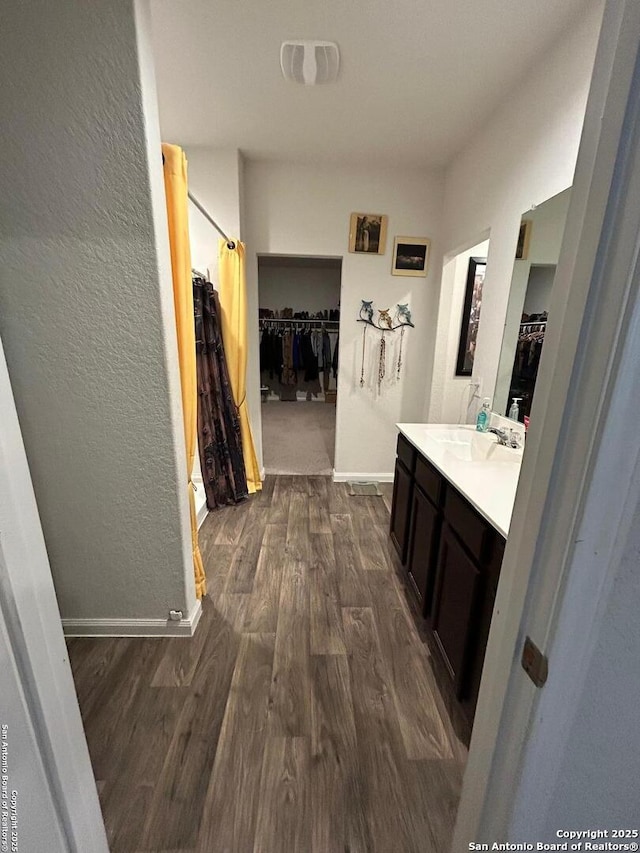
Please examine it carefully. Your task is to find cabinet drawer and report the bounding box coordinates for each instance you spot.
[444,488,490,563]
[396,433,416,474]
[415,455,444,508]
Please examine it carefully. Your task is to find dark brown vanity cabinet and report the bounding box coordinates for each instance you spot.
[390,434,506,723]
[465,535,505,714]
[389,435,416,564]
[405,455,445,615]
[406,487,441,612]
[431,523,482,694]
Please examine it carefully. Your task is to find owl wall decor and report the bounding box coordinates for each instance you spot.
[359,300,374,322]
[378,309,393,329]
[396,304,412,325]
[356,300,415,390]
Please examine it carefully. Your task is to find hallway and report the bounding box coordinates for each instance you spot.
[67,476,468,853]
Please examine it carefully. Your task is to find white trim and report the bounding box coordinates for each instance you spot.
[332,470,394,483]
[455,0,640,843]
[0,340,109,850]
[62,599,202,638]
[196,500,209,529]
[260,466,266,480]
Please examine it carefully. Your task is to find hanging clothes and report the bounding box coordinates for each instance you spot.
[280,330,297,386]
[322,330,332,391]
[193,277,248,509]
[259,328,283,381]
[292,332,302,370]
[161,143,206,599]
[258,316,337,399]
[300,330,319,382]
[218,241,262,494]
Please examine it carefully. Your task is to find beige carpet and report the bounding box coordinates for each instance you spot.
[261,401,336,475]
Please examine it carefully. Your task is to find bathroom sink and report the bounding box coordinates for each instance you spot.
[425,427,522,463]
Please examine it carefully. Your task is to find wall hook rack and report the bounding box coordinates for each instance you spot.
[357,300,414,389]
[357,300,415,331]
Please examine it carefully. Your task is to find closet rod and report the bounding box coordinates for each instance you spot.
[259,318,340,325]
[188,191,236,250]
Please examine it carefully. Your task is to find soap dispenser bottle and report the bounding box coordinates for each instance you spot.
[476,398,491,432]
[509,397,522,421]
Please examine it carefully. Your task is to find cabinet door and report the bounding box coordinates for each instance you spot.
[407,486,441,616]
[432,524,481,696]
[465,585,495,720]
[390,459,413,564]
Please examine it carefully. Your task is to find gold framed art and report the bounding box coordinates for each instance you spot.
[391,236,430,277]
[348,213,388,254]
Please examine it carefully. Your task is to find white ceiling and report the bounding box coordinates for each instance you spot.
[150,0,591,168]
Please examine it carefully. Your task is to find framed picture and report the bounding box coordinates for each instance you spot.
[391,236,431,277]
[516,219,532,259]
[456,256,487,376]
[348,213,388,254]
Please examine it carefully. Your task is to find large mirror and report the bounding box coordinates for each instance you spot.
[494,187,571,421]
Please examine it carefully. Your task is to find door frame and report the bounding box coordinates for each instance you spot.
[0,338,108,851]
[255,253,343,475]
[455,0,640,841]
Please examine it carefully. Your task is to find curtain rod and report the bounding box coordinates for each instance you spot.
[188,191,236,250]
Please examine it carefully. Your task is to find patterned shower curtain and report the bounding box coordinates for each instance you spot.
[193,276,248,508]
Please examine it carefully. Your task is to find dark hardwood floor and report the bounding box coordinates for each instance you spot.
[67,475,468,853]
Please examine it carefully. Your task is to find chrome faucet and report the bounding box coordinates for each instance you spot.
[488,426,522,449]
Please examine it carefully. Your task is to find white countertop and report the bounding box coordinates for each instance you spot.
[396,423,523,538]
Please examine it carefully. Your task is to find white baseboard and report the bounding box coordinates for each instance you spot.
[196,500,209,529]
[332,470,395,483]
[62,598,202,638]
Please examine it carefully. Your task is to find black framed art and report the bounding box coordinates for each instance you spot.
[455,256,487,376]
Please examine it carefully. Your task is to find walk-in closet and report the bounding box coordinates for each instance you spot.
[258,255,341,475]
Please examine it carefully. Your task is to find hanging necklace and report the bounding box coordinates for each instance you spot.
[378,330,386,392]
[360,324,367,386]
[397,326,405,379]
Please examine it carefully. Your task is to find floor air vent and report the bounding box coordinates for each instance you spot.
[347,481,382,497]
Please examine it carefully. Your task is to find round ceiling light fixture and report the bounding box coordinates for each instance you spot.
[280,41,340,85]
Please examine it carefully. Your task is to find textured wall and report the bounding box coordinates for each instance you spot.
[493,189,571,414]
[428,2,603,420]
[0,0,195,621]
[428,239,490,424]
[244,160,445,476]
[0,340,108,850]
[185,147,242,279]
[258,265,342,315]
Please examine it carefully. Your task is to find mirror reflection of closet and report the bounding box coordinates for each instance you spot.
[494,187,571,421]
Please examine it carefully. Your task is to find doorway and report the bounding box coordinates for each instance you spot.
[257,254,342,475]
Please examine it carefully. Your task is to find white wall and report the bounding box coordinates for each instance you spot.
[0,337,108,850]
[258,264,341,315]
[429,239,490,423]
[523,266,555,315]
[507,108,640,832]
[0,0,196,626]
[244,160,445,477]
[184,147,245,508]
[494,188,571,414]
[185,147,242,280]
[427,0,603,419]
[514,489,640,834]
